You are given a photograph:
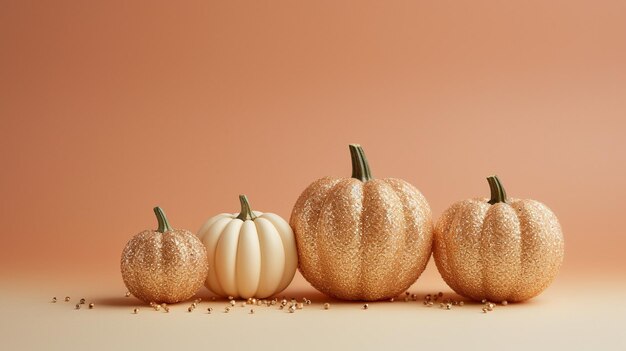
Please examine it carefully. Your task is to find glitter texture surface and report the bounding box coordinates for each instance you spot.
[120,229,209,304]
[433,198,564,302]
[290,177,433,301]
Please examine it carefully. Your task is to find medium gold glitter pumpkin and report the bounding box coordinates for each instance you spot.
[290,144,434,301]
[433,176,565,302]
[121,207,209,304]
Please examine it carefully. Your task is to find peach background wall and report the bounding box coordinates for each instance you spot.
[1,0,625,285]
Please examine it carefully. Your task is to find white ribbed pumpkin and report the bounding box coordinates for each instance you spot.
[197,195,298,299]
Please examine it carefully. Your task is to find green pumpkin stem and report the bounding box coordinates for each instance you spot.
[236,195,257,221]
[349,144,373,182]
[487,175,508,204]
[153,207,173,232]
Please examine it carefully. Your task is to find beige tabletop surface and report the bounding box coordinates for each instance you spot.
[2,263,624,351]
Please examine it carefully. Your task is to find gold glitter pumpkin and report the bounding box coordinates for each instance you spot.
[290,144,434,301]
[433,176,565,302]
[121,207,209,304]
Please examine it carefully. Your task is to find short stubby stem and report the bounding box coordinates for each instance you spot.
[153,207,173,232]
[349,144,373,182]
[487,175,508,204]
[236,195,257,221]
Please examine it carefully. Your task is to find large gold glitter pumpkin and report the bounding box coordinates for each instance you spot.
[290,144,434,301]
[433,176,564,302]
[121,207,209,303]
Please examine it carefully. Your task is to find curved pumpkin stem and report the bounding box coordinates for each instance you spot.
[236,194,257,221]
[487,175,508,204]
[349,144,373,182]
[154,207,173,232]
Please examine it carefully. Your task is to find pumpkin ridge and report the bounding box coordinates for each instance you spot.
[260,213,298,293]
[503,203,523,301]
[480,203,522,301]
[253,217,284,298]
[201,217,231,296]
[356,181,369,299]
[302,181,336,296]
[448,200,492,300]
[376,178,423,300]
[434,203,461,295]
[442,203,458,294]
[155,231,165,302]
[290,177,340,223]
[214,219,244,297]
[446,201,474,297]
[358,180,388,299]
[464,201,490,300]
[176,234,193,301]
[478,204,493,300]
[123,235,141,300]
[510,199,564,301]
[121,231,145,298]
[510,199,529,301]
[291,177,342,290]
[383,179,411,296]
[139,233,160,302]
[236,220,261,298]
[165,232,186,303]
[175,232,194,302]
[197,213,231,237]
[187,232,210,298]
[316,179,363,299]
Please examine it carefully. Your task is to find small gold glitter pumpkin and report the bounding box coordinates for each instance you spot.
[121,207,209,303]
[433,176,565,302]
[290,144,434,301]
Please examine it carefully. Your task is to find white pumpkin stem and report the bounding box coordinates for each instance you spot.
[487,175,508,204]
[349,144,373,182]
[236,195,257,221]
[153,207,173,232]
